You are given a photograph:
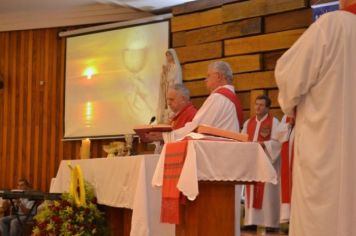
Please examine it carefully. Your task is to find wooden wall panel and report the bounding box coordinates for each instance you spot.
[0,30,58,190]
[263,50,285,70]
[183,54,262,81]
[172,0,243,15]
[225,29,305,56]
[171,8,222,32]
[172,31,186,48]
[268,89,280,108]
[234,71,276,91]
[222,0,307,22]
[265,8,313,33]
[191,97,207,109]
[238,91,250,110]
[173,0,224,15]
[8,32,17,189]
[174,17,262,47]
[309,0,336,4]
[185,80,208,97]
[0,32,9,186]
[175,42,222,63]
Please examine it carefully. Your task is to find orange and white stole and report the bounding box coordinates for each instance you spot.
[245,114,273,209]
[161,140,188,224]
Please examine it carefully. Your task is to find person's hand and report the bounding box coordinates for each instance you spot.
[144,132,163,142]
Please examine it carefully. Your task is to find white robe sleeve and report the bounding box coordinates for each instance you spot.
[241,120,248,134]
[263,117,281,164]
[274,115,291,143]
[275,21,327,116]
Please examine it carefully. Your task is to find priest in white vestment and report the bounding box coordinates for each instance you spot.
[241,95,280,233]
[163,61,243,236]
[275,1,356,235]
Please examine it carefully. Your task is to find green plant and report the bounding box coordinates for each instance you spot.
[32,183,107,236]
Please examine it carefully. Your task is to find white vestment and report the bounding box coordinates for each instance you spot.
[241,114,280,228]
[163,84,241,236]
[275,10,356,236]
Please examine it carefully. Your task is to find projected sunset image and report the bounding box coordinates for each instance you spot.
[64,21,169,138]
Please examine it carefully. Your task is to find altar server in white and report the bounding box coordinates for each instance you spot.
[241,95,280,233]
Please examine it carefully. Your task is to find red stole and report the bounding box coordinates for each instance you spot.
[344,3,356,14]
[246,114,273,209]
[214,87,244,129]
[170,102,197,129]
[280,117,294,204]
[161,140,188,224]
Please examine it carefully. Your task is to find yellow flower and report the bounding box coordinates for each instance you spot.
[76,214,85,222]
[65,206,73,214]
[32,227,41,235]
[46,222,55,231]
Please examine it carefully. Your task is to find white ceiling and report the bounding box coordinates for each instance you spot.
[0,0,196,32]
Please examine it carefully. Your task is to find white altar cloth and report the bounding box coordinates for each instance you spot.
[152,140,278,200]
[50,155,174,236]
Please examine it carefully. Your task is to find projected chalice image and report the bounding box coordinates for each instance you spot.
[122,47,153,112]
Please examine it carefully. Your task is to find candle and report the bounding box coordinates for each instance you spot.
[80,138,91,159]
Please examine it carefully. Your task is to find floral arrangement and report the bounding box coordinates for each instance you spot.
[32,181,107,236]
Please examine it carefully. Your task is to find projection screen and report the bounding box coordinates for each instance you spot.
[64,21,169,138]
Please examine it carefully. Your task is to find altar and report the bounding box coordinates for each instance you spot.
[51,139,277,236]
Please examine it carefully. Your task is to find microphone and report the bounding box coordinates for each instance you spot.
[149,116,156,125]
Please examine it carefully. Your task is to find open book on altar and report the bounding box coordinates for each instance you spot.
[195,125,248,142]
[133,124,173,142]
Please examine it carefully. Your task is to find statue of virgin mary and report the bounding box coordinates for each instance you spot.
[157,48,183,124]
